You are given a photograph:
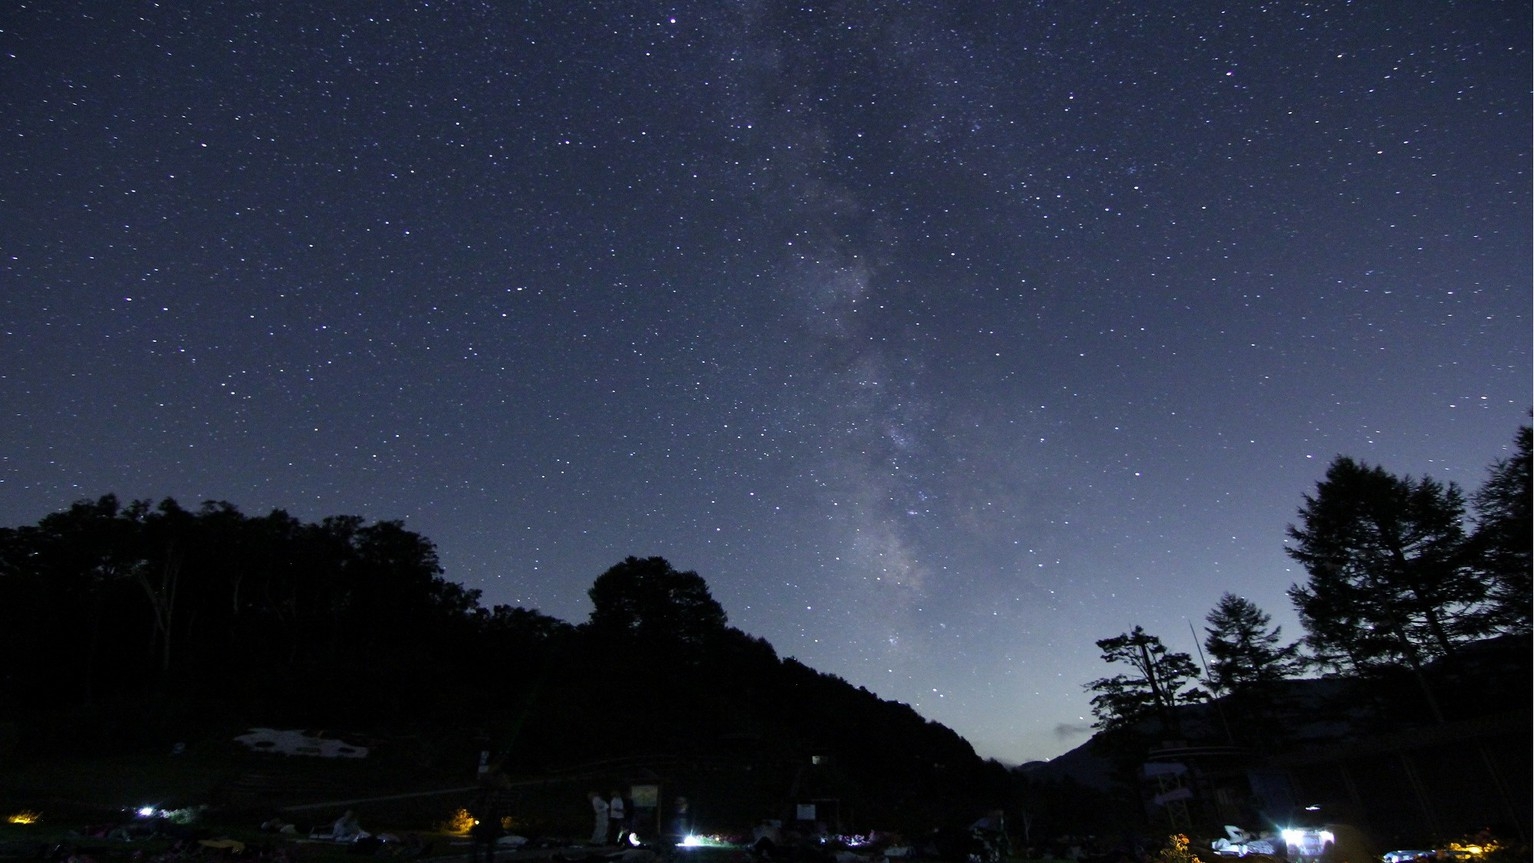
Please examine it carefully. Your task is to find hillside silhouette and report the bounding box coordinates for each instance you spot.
[0,505,1023,834]
[1,496,1527,851]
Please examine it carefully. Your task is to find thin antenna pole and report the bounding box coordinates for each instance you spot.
[1189,618,1236,746]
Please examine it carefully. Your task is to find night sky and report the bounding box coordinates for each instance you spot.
[2,2,1528,764]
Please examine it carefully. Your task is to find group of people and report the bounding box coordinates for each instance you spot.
[587,789,630,845]
[587,790,690,846]
[469,779,691,859]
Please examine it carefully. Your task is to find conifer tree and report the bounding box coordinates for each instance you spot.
[1286,456,1487,676]
[1201,593,1300,694]
[1086,626,1203,737]
[1469,425,1531,634]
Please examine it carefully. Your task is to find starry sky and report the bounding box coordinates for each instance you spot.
[2,2,1529,765]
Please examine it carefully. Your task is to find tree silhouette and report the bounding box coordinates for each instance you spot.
[1469,425,1531,635]
[586,555,727,647]
[1201,593,1300,694]
[133,498,194,683]
[0,496,479,716]
[1201,593,1301,751]
[1285,457,1488,681]
[0,495,149,703]
[1086,626,1203,738]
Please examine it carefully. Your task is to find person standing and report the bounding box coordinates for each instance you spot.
[471,780,510,863]
[669,796,690,841]
[588,791,609,845]
[608,790,628,845]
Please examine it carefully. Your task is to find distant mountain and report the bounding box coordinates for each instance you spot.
[1019,739,1115,790]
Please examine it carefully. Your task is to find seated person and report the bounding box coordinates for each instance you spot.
[332,810,364,842]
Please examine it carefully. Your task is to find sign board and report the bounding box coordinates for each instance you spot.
[631,784,660,808]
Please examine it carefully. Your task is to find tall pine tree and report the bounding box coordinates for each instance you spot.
[1086,626,1203,738]
[1202,593,1300,694]
[1286,456,1488,676]
[1469,425,1531,634]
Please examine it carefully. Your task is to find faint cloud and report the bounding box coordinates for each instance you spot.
[1054,721,1094,741]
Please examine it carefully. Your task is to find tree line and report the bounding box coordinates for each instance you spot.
[0,496,487,717]
[1085,424,1530,748]
[0,520,1010,829]
[0,424,1525,835]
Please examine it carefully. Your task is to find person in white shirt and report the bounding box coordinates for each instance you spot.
[608,790,627,845]
[588,791,609,845]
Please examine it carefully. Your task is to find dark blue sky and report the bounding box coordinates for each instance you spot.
[2,1,1528,763]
